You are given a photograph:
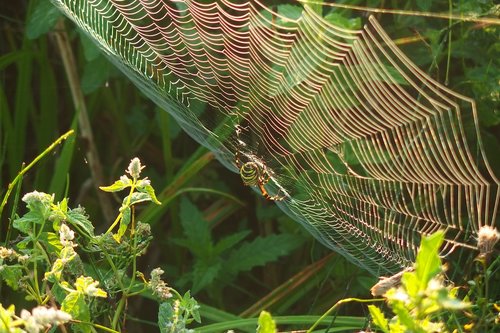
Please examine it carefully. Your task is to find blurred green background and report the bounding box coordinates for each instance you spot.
[1,0,498,330]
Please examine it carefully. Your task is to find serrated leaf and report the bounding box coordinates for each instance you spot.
[0,265,23,291]
[213,230,251,255]
[179,198,212,256]
[257,311,276,333]
[66,207,95,238]
[368,305,389,333]
[26,0,61,39]
[192,259,221,293]
[180,291,201,323]
[225,234,303,275]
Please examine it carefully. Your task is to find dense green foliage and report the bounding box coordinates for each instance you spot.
[1,0,499,332]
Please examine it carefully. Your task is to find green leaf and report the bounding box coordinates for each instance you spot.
[158,302,174,333]
[13,212,40,234]
[368,305,389,333]
[140,184,162,205]
[81,56,113,94]
[26,0,61,39]
[213,230,251,255]
[99,177,132,192]
[257,311,276,333]
[324,12,361,30]
[415,231,444,290]
[192,259,222,293]
[0,265,23,291]
[66,207,95,238]
[62,292,91,332]
[126,192,153,206]
[225,234,303,275]
[179,198,212,256]
[78,31,102,61]
[391,301,416,332]
[114,206,131,242]
[179,291,201,323]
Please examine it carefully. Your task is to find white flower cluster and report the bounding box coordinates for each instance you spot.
[20,306,71,333]
[477,225,499,255]
[59,224,76,248]
[127,157,145,179]
[149,268,173,300]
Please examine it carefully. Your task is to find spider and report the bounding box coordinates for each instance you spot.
[234,126,285,201]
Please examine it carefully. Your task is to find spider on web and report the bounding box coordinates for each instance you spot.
[234,125,285,201]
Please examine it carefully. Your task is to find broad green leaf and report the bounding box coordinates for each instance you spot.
[66,207,95,238]
[62,292,90,332]
[368,305,389,333]
[415,231,444,290]
[99,177,132,192]
[26,0,61,39]
[257,311,276,333]
[81,56,113,94]
[158,302,174,333]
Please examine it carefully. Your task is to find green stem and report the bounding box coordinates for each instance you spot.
[306,297,384,333]
[72,320,120,333]
[0,129,74,222]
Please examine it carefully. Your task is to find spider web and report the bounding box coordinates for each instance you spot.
[50,0,499,275]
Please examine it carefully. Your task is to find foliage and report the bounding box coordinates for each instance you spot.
[368,230,499,333]
[0,157,200,332]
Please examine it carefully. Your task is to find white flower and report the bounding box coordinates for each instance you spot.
[477,225,499,255]
[127,157,145,178]
[21,306,71,333]
[149,268,173,300]
[22,191,53,206]
[59,224,75,248]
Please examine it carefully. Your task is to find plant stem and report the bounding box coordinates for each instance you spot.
[306,297,384,333]
[0,130,74,221]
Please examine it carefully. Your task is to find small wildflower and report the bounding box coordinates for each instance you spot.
[127,157,145,179]
[0,246,18,260]
[149,268,173,300]
[21,306,71,333]
[59,224,75,248]
[477,225,499,255]
[22,191,53,208]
